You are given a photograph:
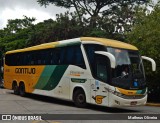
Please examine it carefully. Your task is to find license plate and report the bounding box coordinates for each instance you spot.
[130,101,137,105]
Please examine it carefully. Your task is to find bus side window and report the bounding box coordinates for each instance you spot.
[20,52,25,65]
[66,47,74,65]
[74,46,86,69]
[26,53,31,65]
[60,45,86,69]
[36,51,41,65]
[15,53,20,66]
[6,54,10,66]
[59,48,66,65]
[95,54,110,83]
[84,44,105,76]
[52,49,60,65]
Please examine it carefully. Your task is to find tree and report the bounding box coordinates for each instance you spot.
[126,1,160,102]
[37,0,150,40]
[26,11,86,46]
[0,16,36,53]
[4,16,35,34]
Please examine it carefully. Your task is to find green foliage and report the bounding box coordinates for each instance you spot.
[26,12,85,46]
[126,1,160,93]
[4,16,35,34]
[0,16,35,53]
[37,0,150,34]
[4,39,27,51]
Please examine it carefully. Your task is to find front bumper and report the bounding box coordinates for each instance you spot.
[108,93,147,107]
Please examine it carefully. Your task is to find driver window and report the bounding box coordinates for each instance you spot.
[95,55,110,83]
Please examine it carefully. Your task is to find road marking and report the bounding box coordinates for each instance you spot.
[32,120,42,123]
[32,121,62,123]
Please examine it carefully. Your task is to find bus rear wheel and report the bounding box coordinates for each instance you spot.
[12,82,19,95]
[73,89,87,108]
[19,83,26,97]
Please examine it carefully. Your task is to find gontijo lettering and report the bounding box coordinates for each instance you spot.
[15,68,36,74]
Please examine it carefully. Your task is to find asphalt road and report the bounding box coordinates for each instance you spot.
[0,88,159,123]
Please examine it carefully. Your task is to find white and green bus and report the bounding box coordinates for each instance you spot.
[4,37,156,107]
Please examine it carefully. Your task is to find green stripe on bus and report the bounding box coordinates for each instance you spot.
[141,88,146,94]
[34,65,57,89]
[42,65,68,90]
[136,89,146,94]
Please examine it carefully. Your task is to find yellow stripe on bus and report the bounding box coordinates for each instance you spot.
[116,87,144,96]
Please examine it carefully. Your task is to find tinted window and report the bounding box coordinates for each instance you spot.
[84,44,105,76]
[5,45,86,69]
[96,55,110,82]
[60,45,86,69]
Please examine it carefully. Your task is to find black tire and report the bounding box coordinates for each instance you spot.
[19,83,26,97]
[12,82,19,95]
[73,89,87,108]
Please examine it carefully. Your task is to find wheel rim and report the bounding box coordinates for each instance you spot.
[77,94,85,104]
[13,84,19,94]
[14,85,18,92]
[20,85,25,95]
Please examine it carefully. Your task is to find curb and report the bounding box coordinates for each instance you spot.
[146,103,160,107]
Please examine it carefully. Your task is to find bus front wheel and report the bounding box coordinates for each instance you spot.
[19,83,26,97]
[73,89,87,108]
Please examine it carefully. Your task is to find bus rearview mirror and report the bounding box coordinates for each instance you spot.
[141,56,156,71]
[95,51,116,68]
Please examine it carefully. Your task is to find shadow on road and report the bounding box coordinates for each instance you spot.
[8,91,141,113]
[87,104,140,113]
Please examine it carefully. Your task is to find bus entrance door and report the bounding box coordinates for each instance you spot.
[90,54,110,106]
[91,79,109,106]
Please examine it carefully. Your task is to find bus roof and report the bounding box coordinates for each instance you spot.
[6,37,138,54]
[80,37,138,50]
[6,38,81,54]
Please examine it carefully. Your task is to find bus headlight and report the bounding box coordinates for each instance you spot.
[113,91,124,97]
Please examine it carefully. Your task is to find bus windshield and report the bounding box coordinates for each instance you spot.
[107,47,145,90]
